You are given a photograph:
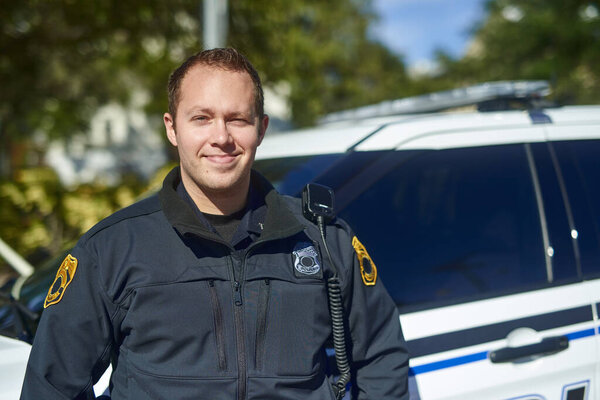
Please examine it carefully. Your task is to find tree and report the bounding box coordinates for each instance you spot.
[228,0,411,125]
[0,1,202,175]
[1,0,410,176]
[435,0,600,104]
[1,0,412,273]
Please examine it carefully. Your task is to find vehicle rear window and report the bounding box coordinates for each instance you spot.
[338,144,549,311]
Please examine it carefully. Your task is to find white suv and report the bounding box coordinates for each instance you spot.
[254,81,600,400]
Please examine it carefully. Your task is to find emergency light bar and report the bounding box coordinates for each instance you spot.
[319,80,551,124]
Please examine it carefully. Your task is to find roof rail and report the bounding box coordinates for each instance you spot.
[319,80,551,124]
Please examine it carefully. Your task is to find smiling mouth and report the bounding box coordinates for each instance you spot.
[205,154,238,164]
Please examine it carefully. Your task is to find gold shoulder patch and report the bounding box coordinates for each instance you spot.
[352,236,377,286]
[44,254,78,308]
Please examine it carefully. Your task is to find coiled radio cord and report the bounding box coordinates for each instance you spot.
[318,216,351,400]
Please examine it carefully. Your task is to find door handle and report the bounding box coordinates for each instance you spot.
[489,335,569,363]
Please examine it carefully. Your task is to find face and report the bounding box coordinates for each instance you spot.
[164,65,268,203]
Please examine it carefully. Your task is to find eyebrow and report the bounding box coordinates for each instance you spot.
[184,107,213,117]
[184,107,255,120]
[228,111,255,119]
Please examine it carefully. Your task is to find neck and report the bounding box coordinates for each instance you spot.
[180,174,250,216]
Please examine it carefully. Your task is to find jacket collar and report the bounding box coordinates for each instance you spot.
[159,167,305,242]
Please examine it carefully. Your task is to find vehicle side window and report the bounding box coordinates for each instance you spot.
[552,139,600,278]
[339,144,548,311]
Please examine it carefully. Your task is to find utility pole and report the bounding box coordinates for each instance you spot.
[203,0,228,49]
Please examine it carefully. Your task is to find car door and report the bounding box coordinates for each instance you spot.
[544,132,600,400]
[332,134,597,399]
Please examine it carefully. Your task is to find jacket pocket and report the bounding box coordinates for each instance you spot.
[245,251,331,377]
[126,358,238,400]
[254,278,271,371]
[266,278,331,376]
[208,279,227,371]
[123,279,231,378]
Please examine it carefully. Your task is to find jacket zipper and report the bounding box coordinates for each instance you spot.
[191,234,246,399]
[207,280,227,371]
[255,278,271,371]
[231,255,247,400]
[232,239,288,399]
[232,241,266,400]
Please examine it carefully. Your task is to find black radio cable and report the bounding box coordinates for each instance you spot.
[317,215,351,400]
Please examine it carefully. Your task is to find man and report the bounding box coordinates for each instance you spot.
[21,48,409,399]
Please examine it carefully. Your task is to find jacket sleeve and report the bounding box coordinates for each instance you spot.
[332,221,409,400]
[20,244,117,400]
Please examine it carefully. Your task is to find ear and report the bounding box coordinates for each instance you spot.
[257,114,269,146]
[164,113,178,147]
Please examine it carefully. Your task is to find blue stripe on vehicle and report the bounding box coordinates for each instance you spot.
[409,351,489,376]
[566,328,595,340]
[409,326,596,376]
[406,305,593,358]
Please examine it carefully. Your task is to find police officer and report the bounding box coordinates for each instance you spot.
[21,48,409,399]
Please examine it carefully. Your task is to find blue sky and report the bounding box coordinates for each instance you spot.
[370,0,488,71]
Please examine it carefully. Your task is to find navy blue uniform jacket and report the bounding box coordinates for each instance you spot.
[21,167,409,399]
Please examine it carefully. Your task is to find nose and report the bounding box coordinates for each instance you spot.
[210,119,233,147]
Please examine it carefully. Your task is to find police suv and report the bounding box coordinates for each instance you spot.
[1,81,599,399]
[253,81,600,400]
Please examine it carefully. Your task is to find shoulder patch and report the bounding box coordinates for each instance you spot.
[352,236,377,286]
[44,254,78,308]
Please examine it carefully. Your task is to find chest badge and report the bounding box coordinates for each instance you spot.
[293,244,322,278]
[44,254,78,308]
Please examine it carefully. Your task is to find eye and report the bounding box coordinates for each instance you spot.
[192,115,209,123]
[229,118,250,126]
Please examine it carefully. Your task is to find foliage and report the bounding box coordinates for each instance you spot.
[0,162,178,277]
[0,1,200,142]
[1,1,409,162]
[0,169,62,262]
[1,0,410,276]
[3,0,599,148]
[228,0,410,125]
[434,0,600,104]
[0,167,147,277]
[0,0,201,178]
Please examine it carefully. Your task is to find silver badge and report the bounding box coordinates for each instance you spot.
[293,246,321,275]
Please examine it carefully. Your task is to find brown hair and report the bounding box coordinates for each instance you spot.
[167,48,264,120]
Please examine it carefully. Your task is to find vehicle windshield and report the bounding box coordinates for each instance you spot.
[253,150,391,196]
[253,154,343,196]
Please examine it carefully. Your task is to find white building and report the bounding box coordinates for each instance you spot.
[45,102,167,186]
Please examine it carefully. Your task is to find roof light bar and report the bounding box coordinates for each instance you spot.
[319,80,551,124]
